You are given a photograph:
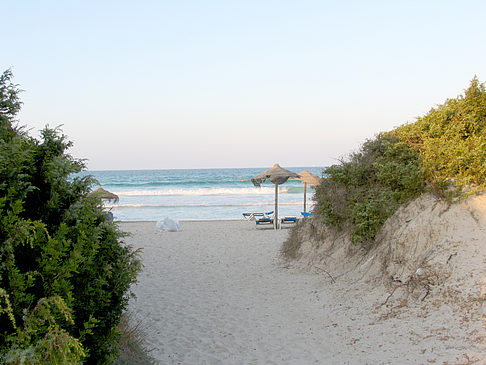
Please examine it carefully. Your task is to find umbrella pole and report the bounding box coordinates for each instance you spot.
[303,182,307,212]
[274,183,279,229]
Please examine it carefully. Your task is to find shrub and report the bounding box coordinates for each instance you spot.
[0,69,141,363]
[0,292,86,364]
[311,77,486,248]
[315,134,425,245]
[393,77,486,196]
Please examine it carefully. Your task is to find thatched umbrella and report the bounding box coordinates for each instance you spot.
[90,187,119,204]
[251,164,300,229]
[295,170,321,212]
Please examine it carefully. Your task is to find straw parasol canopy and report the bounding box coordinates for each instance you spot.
[295,170,322,212]
[90,187,119,203]
[251,164,300,229]
[297,170,321,186]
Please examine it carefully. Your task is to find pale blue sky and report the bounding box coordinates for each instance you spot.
[2,0,486,170]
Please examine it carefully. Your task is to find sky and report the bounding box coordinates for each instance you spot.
[2,0,486,170]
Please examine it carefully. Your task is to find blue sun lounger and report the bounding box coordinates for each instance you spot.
[255,217,274,225]
[300,212,312,218]
[280,216,297,224]
[242,211,274,221]
[254,211,275,226]
[242,212,254,220]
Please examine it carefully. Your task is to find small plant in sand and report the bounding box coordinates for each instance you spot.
[115,311,156,365]
[281,220,307,259]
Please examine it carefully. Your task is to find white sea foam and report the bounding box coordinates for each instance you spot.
[113,187,293,196]
[105,201,313,209]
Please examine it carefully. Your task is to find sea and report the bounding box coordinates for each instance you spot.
[82,167,324,221]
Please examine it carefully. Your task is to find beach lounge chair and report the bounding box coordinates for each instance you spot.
[280,216,297,225]
[255,216,274,225]
[102,209,114,220]
[255,211,275,226]
[300,212,312,218]
[242,211,274,221]
[242,212,255,220]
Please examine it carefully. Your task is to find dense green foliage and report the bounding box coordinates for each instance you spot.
[393,77,486,195]
[315,134,425,244]
[313,78,486,246]
[0,70,141,364]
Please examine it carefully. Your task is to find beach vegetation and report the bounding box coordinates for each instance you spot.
[280,220,307,259]
[285,77,486,251]
[315,133,425,245]
[0,69,141,363]
[114,311,156,365]
[392,76,486,197]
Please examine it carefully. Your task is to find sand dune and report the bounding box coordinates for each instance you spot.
[122,195,486,364]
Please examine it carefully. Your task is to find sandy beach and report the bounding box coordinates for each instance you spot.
[122,212,485,364]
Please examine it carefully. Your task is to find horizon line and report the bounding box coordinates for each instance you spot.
[85,165,326,172]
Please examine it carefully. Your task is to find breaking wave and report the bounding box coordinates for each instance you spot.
[113,187,298,197]
[105,202,313,209]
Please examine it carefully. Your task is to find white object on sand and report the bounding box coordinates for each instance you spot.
[156,218,180,232]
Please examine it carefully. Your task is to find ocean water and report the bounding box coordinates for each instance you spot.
[82,167,324,221]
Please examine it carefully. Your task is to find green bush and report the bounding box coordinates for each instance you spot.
[312,77,486,247]
[315,134,425,245]
[0,69,141,363]
[393,77,486,196]
[1,292,86,364]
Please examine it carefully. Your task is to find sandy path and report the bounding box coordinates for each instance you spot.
[122,221,479,364]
